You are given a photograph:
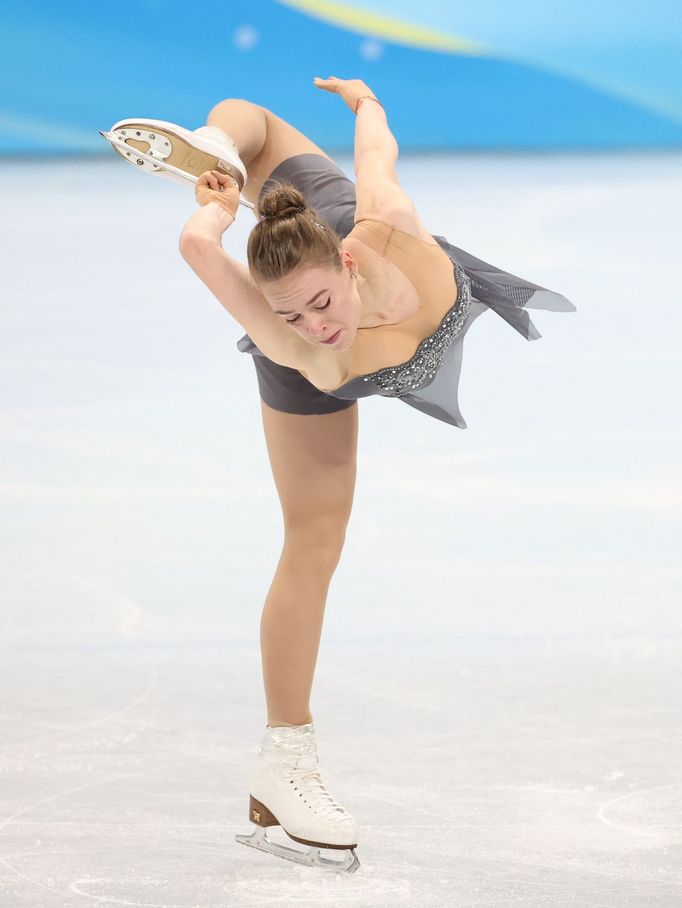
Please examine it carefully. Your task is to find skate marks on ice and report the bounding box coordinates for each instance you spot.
[1,570,158,756]
[69,877,189,907]
[65,571,146,638]
[311,785,682,904]
[235,869,410,902]
[3,567,146,649]
[0,756,189,906]
[597,783,682,839]
[234,873,411,904]
[231,867,418,905]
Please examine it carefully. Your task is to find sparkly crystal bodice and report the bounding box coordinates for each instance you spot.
[358,262,472,396]
[237,223,576,429]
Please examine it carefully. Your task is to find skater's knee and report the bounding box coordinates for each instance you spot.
[282,523,347,572]
[206,97,267,124]
[205,98,268,163]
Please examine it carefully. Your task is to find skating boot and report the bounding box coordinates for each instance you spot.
[235,723,360,873]
[99,118,253,208]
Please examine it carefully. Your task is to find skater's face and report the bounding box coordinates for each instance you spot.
[262,250,361,351]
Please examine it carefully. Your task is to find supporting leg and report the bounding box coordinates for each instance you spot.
[258,400,358,727]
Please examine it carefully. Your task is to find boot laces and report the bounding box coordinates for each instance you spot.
[286,765,352,822]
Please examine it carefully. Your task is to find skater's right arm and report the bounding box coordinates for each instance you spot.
[178,175,313,369]
[180,198,236,243]
[181,168,239,239]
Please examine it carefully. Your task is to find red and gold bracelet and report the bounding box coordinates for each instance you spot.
[354,95,384,115]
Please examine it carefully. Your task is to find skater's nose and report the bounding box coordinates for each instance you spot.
[307,317,334,343]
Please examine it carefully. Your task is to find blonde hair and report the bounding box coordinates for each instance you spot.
[247,181,343,284]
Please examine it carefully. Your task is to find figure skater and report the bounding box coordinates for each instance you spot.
[101,76,575,874]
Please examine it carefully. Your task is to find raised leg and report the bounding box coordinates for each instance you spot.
[257,400,358,727]
[205,98,335,210]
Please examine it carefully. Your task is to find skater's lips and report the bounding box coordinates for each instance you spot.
[321,329,341,345]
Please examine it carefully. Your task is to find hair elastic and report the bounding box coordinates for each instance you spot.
[259,204,306,222]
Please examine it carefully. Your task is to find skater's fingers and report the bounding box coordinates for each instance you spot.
[216,171,237,188]
[313,76,339,92]
[194,182,239,216]
[199,169,220,185]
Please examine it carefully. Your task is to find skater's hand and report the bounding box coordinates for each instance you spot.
[313,76,380,114]
[195,170,240,218]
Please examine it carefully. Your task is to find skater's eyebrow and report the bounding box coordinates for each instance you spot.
[274,290,328,315]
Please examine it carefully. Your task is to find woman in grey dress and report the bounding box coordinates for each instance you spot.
[101,76,574,874]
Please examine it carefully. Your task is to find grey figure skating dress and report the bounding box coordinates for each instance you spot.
[237,154,575,427]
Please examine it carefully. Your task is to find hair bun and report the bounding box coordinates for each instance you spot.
[258,183,308,220]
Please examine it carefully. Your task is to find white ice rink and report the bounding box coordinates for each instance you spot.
[1,151,681,906]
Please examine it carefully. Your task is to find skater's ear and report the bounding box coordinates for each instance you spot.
[338,248,357,274]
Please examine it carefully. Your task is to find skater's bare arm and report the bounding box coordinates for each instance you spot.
[313,76,428,234]
[179,175,310,367]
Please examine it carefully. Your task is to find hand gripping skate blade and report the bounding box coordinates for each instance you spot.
[99,130,255,209]
[235,827,360,874]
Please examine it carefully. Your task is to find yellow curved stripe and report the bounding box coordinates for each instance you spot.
[277,0,489,55]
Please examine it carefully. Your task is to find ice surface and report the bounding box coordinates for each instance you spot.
[1,151,681,906]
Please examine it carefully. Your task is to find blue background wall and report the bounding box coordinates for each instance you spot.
[2,0,681,154]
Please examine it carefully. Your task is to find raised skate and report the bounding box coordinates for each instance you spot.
[235,723,360,874]
[99,118,254,208]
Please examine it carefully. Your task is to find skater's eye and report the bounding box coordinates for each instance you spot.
[286,297,330,325]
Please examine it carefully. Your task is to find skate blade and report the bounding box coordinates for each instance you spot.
[99,130,255,210]
[235,826,360,874]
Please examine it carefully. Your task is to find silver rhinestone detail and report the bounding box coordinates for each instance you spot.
[361,263,472,396]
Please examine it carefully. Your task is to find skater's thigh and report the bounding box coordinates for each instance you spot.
[259,400,358,543]
[250,145,357,239]
[243,108,336,206]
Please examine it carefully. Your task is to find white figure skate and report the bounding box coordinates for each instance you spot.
[99,118,254,209]
[235,723,360,873]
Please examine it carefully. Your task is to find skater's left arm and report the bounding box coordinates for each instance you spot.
[313,76,431,237]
